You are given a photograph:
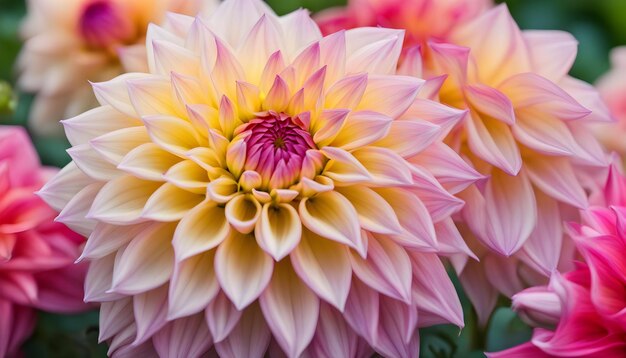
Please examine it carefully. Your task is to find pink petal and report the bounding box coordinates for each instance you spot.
[483,170,536,256]
[290,228,352,311]
[205,290,242,343]
[349,233,412,303]
[309,302,359,358]
[111,223,176,295]
[499,73,591,120]
[466,111,522,175]
[523,30,578,82]
[519,192,563,275]
[410,252,464,327]
[153,313,212,358]
[464,84,515,125]
[260,261,320,358]
[358,75,423,118]
[214,232,273,310]
[345,27,403,75]
[168,251,219,320]
[214,303,271,358]
[373,296,420,358]
[133,285,169,345]
[343,277,380,343]
[525,156,587,209]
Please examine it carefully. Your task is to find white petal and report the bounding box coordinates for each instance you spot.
[88,176,161,225]
[259,261,320,358]
[111,223,176,295]
[142,183,204,221]
[168,251,219,320]
[299,191,365,256]
[173,201,230,261]
[214,232,273,310]
[255,203,302,261]
[133,284,169,345]
[290,228,352,311]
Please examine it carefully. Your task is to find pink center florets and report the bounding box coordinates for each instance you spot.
[79,0,134,49]
[243,113,316,189]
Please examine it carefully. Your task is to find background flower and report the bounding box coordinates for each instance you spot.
[315,0,492,48]
[0,126,88,357]
[399,4,611,322]
[489,163,626,357]
[16,0,209,135]
[595,47,626,159]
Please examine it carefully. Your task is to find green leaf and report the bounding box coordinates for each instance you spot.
[23,310,108,358]
[485,307,532,353]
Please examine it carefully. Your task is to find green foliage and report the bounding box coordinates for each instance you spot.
[22,311,107,358]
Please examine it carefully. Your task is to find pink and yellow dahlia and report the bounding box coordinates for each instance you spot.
[396,4,612,318]
[489,163,626,357]
[595,47,626,158]
[38,0,483,356]
[17,0,210,135]
[315,0,492,48]
[0,126,87,357]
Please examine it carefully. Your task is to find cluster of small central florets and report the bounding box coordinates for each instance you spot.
[237,112,317,190]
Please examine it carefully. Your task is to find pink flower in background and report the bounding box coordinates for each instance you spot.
[595,47,626,158]
[38,0,483,356]
[396,4,612,320]
[315,0,492,48]
[0,126,87,357]
[489,163,626,357]
[17,0,211,135]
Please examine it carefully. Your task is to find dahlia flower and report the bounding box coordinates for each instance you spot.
[315,0,492,48]
[39,0,482,356]
[395,4,612,319]
[489,163,626,357]
[595,47,626,158]
[0,126,87,357]
[17,0,210,135]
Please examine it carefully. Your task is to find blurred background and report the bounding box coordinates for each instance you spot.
[0,0,624,356]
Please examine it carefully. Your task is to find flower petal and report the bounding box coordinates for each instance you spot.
[290,228,352,311]
[483,169,537,256]
[255,202,301,261]
[260,261,320,358]
[215,232,273,310]
[111,223,176,295]
[168,251,219,320]
[173,201,230,261]
[349,233,412,303]
[299,190,365,256]
[358,75,423,118]
[205,290,242,343]
[214,303,271,358]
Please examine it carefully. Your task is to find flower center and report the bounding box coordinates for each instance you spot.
[243,113,316,189]
[79,1,135,50]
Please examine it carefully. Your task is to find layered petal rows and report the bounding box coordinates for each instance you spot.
[396,4,611,321]
[0,127,88,357]
[39,0,481,356]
